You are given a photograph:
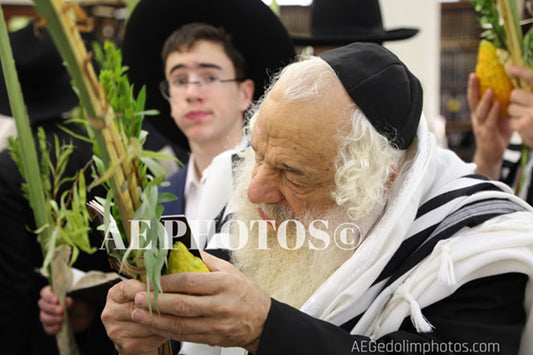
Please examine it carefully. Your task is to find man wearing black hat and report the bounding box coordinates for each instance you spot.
[292,0,418,52]
[153,23,255,226]
[102,43,533,354]
[121,0,295,228]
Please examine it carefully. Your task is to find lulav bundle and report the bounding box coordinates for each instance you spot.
[472,0,533,118]
[472,0,533,194]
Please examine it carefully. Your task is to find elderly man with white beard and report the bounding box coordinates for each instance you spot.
[101,43,533,355]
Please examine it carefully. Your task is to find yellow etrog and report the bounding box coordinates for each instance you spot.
[167,241,209,274]
[475,40,514,118]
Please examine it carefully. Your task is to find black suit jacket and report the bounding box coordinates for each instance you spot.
[0,118,114,355]
[159,163,188,216]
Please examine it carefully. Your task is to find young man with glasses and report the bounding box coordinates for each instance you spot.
[157,23,255,222]
[120,0,296,231]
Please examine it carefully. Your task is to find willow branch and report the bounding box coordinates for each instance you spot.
[497,0,531,89]
[32,0,141,241]
[0,5,51,247]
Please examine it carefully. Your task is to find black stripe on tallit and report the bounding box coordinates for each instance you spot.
[341,198,525,333]
[207,205,233,262]
[527,165,533,204]
[501,160,520,186]
[415,176,496,218]
[501,144,523,184]
[508,143,523,152]
[375,179,503,285]
[382,198,525,289]
[213,205,228,234]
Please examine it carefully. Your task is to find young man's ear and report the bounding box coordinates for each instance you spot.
[240,79,255,112]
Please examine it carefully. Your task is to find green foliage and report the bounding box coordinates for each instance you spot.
[90,41,178,306]
[523,29,533,68]
[131,184,168,309]
[7,135,30,204]
[8,127,95,269]
[471,0,532,195]
[471,0,507,50]
[90,41,170,194]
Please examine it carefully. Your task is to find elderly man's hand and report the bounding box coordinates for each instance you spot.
[127,251,271,353]
[507,65,533,148]
[101,279,168,355]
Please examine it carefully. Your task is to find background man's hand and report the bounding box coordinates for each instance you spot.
[507,65,533,148]
[468,72,513,178]
[38,285,96,334]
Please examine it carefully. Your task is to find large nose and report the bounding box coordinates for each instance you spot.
[247,163,283,204]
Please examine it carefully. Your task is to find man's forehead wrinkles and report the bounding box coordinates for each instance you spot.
[252,126,297,166]
[251,121,267,145]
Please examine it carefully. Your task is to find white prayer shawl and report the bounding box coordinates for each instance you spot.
[181,118,533,355]
[300,118,533,354]
[179,150,244,355]
[188,149,235,249]
[188,137,249,249]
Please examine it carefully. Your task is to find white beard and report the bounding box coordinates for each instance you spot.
[230,157,357,309]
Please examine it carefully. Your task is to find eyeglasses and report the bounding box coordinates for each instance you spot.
[159,74,244,100]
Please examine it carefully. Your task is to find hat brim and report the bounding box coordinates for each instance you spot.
[0,75,78,122]
[122,0,296,150]
[291,28,419,46]
[0,23,80,123]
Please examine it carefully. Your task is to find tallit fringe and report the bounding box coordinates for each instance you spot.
[437,244,457,286]
[398,282,434,333]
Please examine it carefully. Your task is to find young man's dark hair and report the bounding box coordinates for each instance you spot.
[162,23,247,81]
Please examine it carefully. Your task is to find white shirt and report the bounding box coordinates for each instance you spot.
[183,149,240,250]
[184,154,205,220]
[185,137,249,223]
[0,114,16,151]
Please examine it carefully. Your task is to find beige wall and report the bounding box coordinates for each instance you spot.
[279,0,444,144]
[381,0,442,138]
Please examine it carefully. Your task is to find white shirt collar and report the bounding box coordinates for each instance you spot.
[184,155,205,219]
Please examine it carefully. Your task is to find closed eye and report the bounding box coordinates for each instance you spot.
[285,174,305,187]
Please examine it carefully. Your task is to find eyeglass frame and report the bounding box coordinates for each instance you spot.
[159,75,245,100]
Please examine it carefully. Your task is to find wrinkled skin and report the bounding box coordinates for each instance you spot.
[101,252,271,354]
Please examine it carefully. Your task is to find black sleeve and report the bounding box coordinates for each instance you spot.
[0,146,56,355]
[256,272,527,355]
[0,121,115,355]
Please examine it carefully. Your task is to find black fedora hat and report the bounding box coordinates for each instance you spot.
[121,0,296,150]
[0,22,79,123]
[292,0,419,46]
